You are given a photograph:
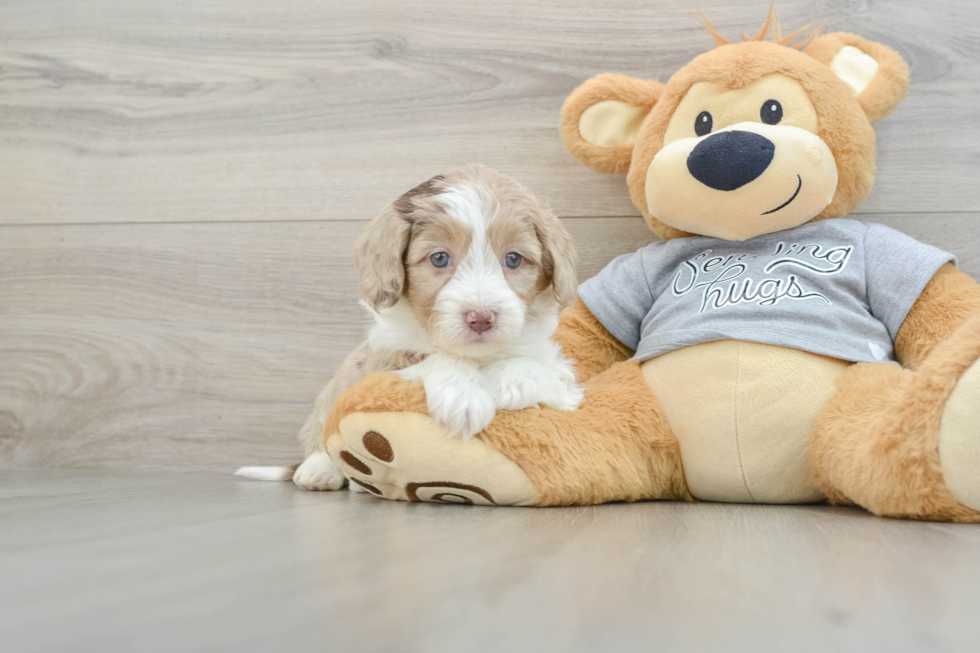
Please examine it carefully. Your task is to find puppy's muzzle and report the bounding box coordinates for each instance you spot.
[465,309,496,334]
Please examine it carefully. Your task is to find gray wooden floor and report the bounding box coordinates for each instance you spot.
[3,469,980,653]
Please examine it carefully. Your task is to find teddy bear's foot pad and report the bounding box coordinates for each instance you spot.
[327,412,538,506]
[939,358,980,510]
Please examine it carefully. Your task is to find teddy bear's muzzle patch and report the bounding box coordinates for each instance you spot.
[645,122,838,241]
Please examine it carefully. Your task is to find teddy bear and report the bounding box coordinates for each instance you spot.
[319,11,980,522]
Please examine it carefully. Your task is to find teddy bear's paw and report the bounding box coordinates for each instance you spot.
[543,381,584,412]
[939,357,980,510]
[326,411,538,506]
[292,452,347,491]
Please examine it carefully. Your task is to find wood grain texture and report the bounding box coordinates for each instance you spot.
[3,469,980,652]
[0,0,978,225]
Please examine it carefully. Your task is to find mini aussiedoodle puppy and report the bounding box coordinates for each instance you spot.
[237,164,582,490]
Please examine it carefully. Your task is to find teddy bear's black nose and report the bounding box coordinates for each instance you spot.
[687,130,775,191]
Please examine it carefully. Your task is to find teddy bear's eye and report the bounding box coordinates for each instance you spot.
[695,111,713,137]
[761,99,783,125]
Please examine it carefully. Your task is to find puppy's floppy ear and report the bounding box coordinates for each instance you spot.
[560,73,665,174]
[806,32,909,123]
[353,204,410,311]
[534,209,578,307]
[353,174,445,310]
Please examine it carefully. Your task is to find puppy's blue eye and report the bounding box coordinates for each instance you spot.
[430,252,451,268]
[504,252,522,269]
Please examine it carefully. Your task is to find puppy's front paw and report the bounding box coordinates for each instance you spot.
[484,358,582,411]
[493,375,543,411]
[546,382,584,411]
[425,372,496,440]
[485,359,543,410]
[293,452,347,491]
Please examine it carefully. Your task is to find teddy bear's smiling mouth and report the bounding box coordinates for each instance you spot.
[762,175,803,215]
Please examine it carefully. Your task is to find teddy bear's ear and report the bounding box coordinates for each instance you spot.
[806,32,910,123]
[560,74,665,174]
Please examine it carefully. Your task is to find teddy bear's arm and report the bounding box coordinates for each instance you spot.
[895,263,980,369]
[554,298,634,383]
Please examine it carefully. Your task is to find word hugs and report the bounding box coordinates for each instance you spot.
[671,242,853,313]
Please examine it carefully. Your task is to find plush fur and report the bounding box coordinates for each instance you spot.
[812,315,980,522]
[895,263,980,368]
[626,40,880,240]
[560,74,665,175]
[560,25,908,241]
[551,299,632,382]
[320,11,980,521]
[805,32,910,124]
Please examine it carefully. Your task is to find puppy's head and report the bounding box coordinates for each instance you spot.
[354,164,577,357]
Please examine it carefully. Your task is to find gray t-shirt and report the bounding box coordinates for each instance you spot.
[578,219,954,364]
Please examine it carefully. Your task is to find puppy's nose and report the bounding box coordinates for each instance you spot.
[465,309,495,334]
[687,130,775,191]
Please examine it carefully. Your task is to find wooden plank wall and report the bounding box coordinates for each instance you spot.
[2,0,979,472]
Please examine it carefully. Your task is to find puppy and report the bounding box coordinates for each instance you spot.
[236,164,581,490]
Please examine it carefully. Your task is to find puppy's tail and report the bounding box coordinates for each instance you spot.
[234,464,299,482]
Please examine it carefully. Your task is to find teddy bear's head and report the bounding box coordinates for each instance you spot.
[560,11,910,241]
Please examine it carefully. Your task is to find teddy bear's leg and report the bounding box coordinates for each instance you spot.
[323,361,690,506]
[811,317,980,522]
